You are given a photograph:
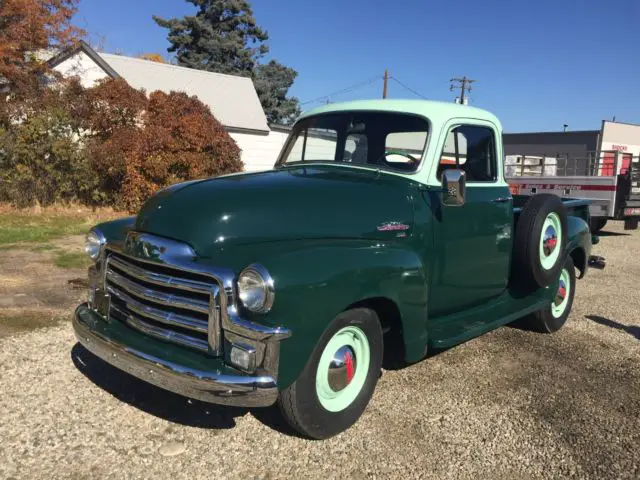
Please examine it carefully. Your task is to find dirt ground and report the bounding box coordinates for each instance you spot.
[0,221,639,479]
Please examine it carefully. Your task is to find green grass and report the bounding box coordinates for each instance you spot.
[54,251,91,269]
[0,213,93,246]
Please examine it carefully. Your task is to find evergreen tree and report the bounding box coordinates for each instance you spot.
[253,60,301,125]
[154,0,300,125]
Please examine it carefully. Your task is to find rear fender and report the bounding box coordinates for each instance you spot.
[565,215,591,278]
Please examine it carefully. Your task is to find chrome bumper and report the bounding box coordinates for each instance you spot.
[73,304,278,407]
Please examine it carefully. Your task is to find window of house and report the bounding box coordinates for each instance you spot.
[437,125,497,182]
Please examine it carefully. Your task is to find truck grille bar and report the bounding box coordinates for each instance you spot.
[104,251,221,354]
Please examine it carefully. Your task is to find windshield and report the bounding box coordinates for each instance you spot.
[278,112,429,173]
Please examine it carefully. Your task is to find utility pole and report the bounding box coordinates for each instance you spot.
[383,69,389,99]
[563,124,568,132]
[450,76,475,105]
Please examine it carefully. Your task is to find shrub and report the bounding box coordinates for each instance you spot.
[87,86,243,211]
[0,105,103,207]
[1,78,244,211]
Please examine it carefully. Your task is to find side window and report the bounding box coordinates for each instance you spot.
[438,125,497,182]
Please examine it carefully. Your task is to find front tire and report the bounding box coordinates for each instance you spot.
[526,256,576,333]
[278,308,383,439]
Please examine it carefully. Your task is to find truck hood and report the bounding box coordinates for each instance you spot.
[135,165,416,258]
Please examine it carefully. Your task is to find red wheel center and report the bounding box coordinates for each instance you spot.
[344,351,355,384]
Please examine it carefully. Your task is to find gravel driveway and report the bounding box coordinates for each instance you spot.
[1,222,639,479]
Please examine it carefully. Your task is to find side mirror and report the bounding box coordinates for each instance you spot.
[441,169,466,206]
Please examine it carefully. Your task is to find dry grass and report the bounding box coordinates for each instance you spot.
[0,309,67,338]
[0,203,122,247]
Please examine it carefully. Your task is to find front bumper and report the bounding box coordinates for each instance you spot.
[73,304,278,407]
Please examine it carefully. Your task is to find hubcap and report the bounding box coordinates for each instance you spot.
[554,278,567,306]
[543,225,558,256]
[540,213,562,270]
[315,326,371,412]
[328,346,357,392]
[551,268,571,318]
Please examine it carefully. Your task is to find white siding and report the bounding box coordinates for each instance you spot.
[229,130,290,172]
[52,51,109,88]
[601,121,640,156]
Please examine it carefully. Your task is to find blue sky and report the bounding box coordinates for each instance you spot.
[74,0,640,132]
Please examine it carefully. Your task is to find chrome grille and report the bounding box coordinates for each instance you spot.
[104,251,221,353]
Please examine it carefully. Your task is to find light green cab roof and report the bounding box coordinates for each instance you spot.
[300,99,502,131]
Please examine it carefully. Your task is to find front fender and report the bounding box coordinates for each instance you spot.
[255,240,428,389]
[94,216,136,246]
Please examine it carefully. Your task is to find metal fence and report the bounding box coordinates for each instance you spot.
[505,151,639,177]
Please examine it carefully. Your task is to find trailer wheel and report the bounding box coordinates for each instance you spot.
[513,194,568,288]
[589,218,607,233]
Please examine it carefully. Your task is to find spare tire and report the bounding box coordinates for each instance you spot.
[513,194,568,288]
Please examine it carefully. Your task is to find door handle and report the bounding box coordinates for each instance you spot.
[493,196,512,203]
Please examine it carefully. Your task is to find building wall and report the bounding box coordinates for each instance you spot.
[503,131,600,156]
[600,121,640,156]
[229,130,290,172]
[52,51,109,88]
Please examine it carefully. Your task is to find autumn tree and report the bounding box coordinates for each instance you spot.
[118,90,243,210]
[0,0,84,94]
[154,0,300,124]
[137,53,167,63]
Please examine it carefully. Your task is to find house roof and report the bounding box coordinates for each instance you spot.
[47,41,120,79]
[48,41,269,133]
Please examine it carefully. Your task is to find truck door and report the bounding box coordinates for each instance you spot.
[428,124,513,317]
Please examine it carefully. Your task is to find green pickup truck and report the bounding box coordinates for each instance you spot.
[74,100,603,439]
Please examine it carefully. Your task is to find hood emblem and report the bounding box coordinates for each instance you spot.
[124,232,166,261]
[377,222,410,232]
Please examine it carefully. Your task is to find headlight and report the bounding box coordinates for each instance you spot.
[237,264,274,313]
[84,229,106,261]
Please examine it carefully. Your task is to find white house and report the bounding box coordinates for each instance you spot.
[47,41,290,172]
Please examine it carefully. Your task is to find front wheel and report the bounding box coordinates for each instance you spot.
[526,256,576,333]
[277,308,383,439]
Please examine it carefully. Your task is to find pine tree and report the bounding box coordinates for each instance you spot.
[154,0,300,125]
[253,60,300,125]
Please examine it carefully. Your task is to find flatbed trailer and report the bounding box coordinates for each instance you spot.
[507,150,640,231]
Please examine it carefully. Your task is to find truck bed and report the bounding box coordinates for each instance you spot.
[513,195,591,225]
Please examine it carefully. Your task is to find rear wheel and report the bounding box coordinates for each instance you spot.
[278,308,383,439]
[526,256,576,333]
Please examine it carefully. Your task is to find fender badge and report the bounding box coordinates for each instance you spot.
[377,222,410,232]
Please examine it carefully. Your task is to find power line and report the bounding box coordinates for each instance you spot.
[389,77,428,99]
[300,76,382,105]
[450,76,475,105]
